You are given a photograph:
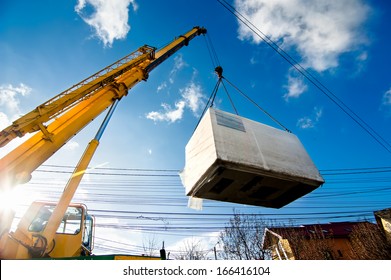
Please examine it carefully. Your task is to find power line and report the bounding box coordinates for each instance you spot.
[38,164,391,174]
[41,164,180,173]
[216,0,391,154]
[320,166,391,176]
[17,164,389,238]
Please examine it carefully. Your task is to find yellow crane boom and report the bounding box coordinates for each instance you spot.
[0,26,206,187]
[0,26,206,259]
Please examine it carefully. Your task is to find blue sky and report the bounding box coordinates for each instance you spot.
[1,0,391,257]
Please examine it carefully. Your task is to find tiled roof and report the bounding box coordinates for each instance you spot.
[267,221,376,238]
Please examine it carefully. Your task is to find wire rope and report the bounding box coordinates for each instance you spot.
[216,0,391,154]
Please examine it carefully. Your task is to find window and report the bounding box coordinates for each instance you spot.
[28,205,53,232]
[324,250,334,260]
[83,215,94,251]
[337,250,343,257]
[28,204,82,235]
[56,206,82,234]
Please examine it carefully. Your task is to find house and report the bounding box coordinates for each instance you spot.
[262,221,378,260]
[374,208,391,244]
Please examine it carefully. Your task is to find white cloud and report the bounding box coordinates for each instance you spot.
[181,82,205,114]
[297,107,323,129]
[0,83,31,112]
[161,101,185,122]
[383,88,391,106]
[0,83,32,129]
[297,117,314,129]
[0,112,9,130]
[235,0,369,72]
[169,54,187,84]
[357,51,368,62]
[250,56,258,65]
[173,54,186,72]
[315,107,323,121]
[63,140,80,151]
[157,82,167,93]
[146,82,205,123]
[283,71,308,100]
[147,55,204,124]
[75,0,137,47]
[146,101,186,123]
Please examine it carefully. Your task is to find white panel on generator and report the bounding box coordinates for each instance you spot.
[180,108,324,209]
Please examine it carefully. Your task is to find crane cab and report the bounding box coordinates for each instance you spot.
[3,202,94,259]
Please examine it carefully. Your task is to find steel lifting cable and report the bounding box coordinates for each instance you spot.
[193,77,221,132]
[220,78,239,115]
[203,33,221,69]
[217,0,391,153]
[192,33,221,132]
[222,76,291,132]
[193,33,221,133]
[194,34,224,127]
[200,33,291,132]
[197,65,291,133]
[194,67,239,131]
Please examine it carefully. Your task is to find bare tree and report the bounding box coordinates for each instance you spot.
[279,225,335,260]
[219,212,391,260]
[218,212,271,260]
[142,234,160,257]
[174,238,209,260]
[349,222,391,259]
[219,214,337,260]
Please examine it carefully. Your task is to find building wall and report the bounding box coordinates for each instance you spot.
[329,238,355,260]
[375,209,391,244]
[379,217,391,243]
[270,236,355,260]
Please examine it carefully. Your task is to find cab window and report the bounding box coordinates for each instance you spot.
[28,205,82,235]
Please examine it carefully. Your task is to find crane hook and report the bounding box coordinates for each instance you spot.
[215,66,223,79]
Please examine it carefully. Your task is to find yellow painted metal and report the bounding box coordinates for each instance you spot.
[0,46,155,147]
[0,26,206,189]
[1,202,90,259]
[41,139,99,254]
[0,26,206,259]
[0,83,131,187]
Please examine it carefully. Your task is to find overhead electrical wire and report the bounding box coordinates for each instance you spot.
[216,0,391,154]
[320,166,391,176]
[41,164,180,173]
[24,164,391,211]
[7,17,390,255]
[15,164,388,256]
[25,182,391,199]
[37,164,391,179]
[16,174,391,255]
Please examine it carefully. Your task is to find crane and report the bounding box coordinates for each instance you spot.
[0,26,206,259]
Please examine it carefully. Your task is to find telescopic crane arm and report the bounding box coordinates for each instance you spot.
[0,45,155,148]
[0,26,206,260]
[0,26,206,188]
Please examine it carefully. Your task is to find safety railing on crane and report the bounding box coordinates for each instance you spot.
[0,45,156,147]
